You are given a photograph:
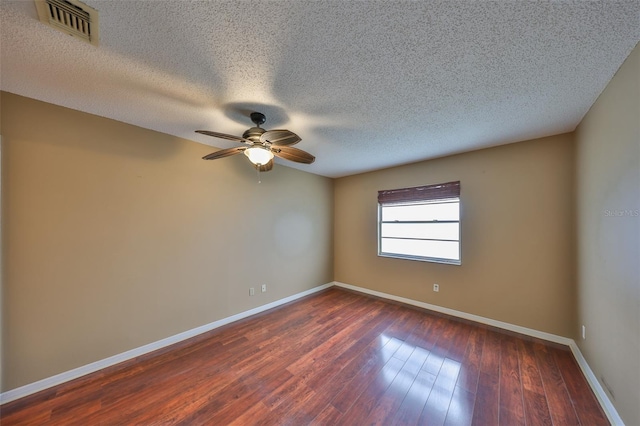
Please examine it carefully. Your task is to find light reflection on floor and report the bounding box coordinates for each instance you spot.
[379,333,467,421]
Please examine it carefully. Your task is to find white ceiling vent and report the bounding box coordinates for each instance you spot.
[35,0,99,46]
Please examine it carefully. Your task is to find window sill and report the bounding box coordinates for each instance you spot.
[378,253,461,265]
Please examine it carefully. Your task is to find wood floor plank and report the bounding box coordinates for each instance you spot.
[381,305,426,342]
[444,385,475,426]
[0,409,51,426]
[227,401,271,426]
[390,368,437,425]
[522,389,554,426]
[419,357,462,426]
[339,356,405,424]
[0,288,610,426]
[554,347,609,426]
[365,347,429,425]
[329,306,416,414]
[287,311,403,424]
[280,387,336,425]
[285,299,386,377]
[499,335,526,425]
[253,377,317,425]
[447,321,473,363]
[534,342,582,425]
[304,303,399,392]
[309,325,401,420]
[472,371,500,426]
[407,313,449,353]
[0,387,57,419]
[518,339,546,394]
[471,328,502,425]
[480,329,502,375]
[518,339,554,425]
[457,326,485,394]
[309,404,344,425]
[421,315,459,378]
[421,339,450,377]
[330,335,404,414]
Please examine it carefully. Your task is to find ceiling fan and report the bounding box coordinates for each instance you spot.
[196,112,315,172]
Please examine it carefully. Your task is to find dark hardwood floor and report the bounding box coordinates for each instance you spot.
[1,287,608,425]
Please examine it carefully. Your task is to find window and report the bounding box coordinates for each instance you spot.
[378,181,461,264]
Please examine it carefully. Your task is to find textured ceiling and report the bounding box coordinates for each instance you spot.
[1,1,638,177]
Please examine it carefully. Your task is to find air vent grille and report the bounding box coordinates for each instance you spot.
[35,0,100,46]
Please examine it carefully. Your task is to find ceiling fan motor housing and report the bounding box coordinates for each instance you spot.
[243,126,266,143]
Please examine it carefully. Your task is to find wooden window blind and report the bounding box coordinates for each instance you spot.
[378,181,460,205]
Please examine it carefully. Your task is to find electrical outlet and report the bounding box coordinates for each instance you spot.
[261,284,267,293]
[433,283,439,292]
[250,287,255,296]
[581,325,586,340]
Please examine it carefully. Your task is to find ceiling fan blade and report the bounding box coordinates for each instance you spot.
[196,130,250,144]
[260,130,301,146]
[202,147,246,160]
[256,159,274,172]
[272,146,315,164]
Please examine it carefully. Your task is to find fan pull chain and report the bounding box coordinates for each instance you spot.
[256,166,261,184]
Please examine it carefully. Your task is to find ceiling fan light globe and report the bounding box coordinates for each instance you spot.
[244,146,274,166]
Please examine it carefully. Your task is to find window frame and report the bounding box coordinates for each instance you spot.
[377,181,461,265]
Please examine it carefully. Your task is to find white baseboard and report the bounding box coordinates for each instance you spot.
[334,281,572,345]
[334,281,624,426]
[0,282,333,405]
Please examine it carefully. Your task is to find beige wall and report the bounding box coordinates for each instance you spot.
[335,134,576,337]
[0,92,333,391]
[575,44,639,426]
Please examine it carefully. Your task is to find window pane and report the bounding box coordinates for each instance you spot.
[381,222,459,241]
[381,238,460,261]
[381,201,459,222]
